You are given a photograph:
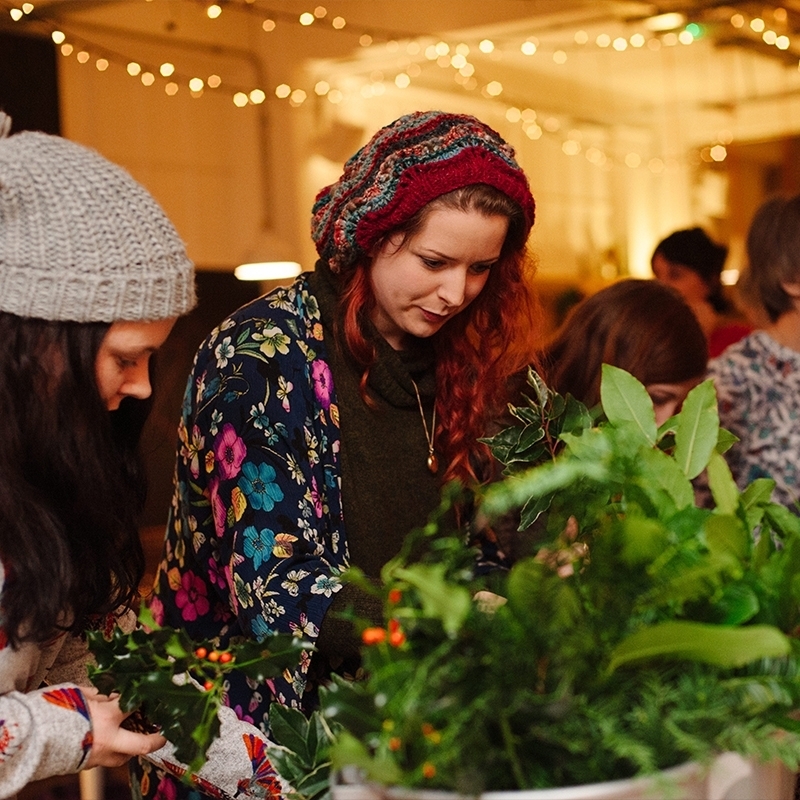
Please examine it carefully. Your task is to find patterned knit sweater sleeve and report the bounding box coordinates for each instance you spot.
[0,562,93,797]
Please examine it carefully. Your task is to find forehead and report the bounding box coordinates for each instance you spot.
[101,319,175,350]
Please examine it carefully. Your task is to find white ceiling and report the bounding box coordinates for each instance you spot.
[5,0,800,152]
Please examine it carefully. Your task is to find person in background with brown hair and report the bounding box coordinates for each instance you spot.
[708,193,800,514]
[540,279,708,425]
[651,227,752,358]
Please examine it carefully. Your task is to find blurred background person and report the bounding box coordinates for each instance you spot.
[540,278,708,425]
[708,194,800,513]
[651,227,752,358]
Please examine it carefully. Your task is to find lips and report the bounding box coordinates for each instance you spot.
[421,308,450,323]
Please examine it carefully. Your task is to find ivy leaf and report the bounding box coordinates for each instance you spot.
[609,622,790,672]
[599,364,656,446]
[479,426,521,465]
[525,367,550,409]
[673,380,719,479]
[560,393,593,436]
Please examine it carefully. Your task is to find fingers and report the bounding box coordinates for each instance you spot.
[113,727,168,757]
[82,689,166,768]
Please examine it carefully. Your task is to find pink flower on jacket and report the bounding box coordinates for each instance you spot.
[175,572,210,622]
[311,360,333,410]
[153,776,178,800]
[208,478,227,537]
[148,595,165,626]
[214,423,246,480]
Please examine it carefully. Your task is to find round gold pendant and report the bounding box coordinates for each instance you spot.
[427,453,438,474]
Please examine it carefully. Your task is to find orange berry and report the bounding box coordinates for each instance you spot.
[219,652,233,664]
[388,618,400,634]
[203,680,214,691]
[361,627,387,645]
[194,647,208,659]
[422,762,436,779]
[207,650,220,662]
[389,629,406,647]
[388,736,402,751]
[388,589,402,604]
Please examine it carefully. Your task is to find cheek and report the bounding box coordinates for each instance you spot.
[465,272,491,303]
[94,356,121,406]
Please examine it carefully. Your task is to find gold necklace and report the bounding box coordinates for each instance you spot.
[411,379,438,474]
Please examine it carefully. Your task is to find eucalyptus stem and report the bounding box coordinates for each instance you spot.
[498,711,526,789]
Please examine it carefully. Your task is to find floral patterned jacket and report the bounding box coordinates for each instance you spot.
[708,329,800,513]
[149,273,345,730]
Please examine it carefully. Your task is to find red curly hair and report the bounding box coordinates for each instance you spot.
[337,184,540,487]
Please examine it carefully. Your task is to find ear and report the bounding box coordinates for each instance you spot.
[780,281,800,299]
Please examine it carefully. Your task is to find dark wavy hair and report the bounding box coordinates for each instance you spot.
[0,313,149,646]
[652,227,730,314]
[540,279,708,409]
[337,183,540,485]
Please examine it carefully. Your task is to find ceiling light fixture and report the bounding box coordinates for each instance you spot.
[644,12,686,31]
[234,261,302,281]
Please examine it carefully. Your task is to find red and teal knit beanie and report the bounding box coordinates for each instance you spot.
[311,110,535,272]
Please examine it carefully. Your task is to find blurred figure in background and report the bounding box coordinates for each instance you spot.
[652,227,752,358]
[540,279,708,425]
[708,194,800,513]
[491,278,708,565]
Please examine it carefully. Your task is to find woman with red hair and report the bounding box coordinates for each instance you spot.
[135,110,539,797]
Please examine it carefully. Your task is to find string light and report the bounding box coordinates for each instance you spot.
[28,9,760,174]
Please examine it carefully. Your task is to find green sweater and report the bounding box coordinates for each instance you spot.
[308,264,445,666]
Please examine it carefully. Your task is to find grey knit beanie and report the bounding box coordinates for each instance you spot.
[0,121,196,323]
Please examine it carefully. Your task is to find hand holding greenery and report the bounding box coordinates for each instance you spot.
[87,606,312,772]
[319,366,800,794]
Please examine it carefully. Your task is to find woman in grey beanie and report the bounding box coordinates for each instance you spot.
[0,117,195,795]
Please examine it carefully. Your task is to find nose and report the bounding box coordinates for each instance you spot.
[437,267,467,308]
[122,362,153,401]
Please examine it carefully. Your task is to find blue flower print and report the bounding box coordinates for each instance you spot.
[310,574,342,597]
[238,461,285,511]
[250,402,270,430]
[242,525,276,570]
[251,614,275,642]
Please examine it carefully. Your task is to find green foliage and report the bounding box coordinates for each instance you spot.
[319,367,800,793]
[87,606,312,773]
[266,702,339,800]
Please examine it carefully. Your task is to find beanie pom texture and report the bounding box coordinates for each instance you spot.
[0,131,196,323]
[311,111,535,272]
